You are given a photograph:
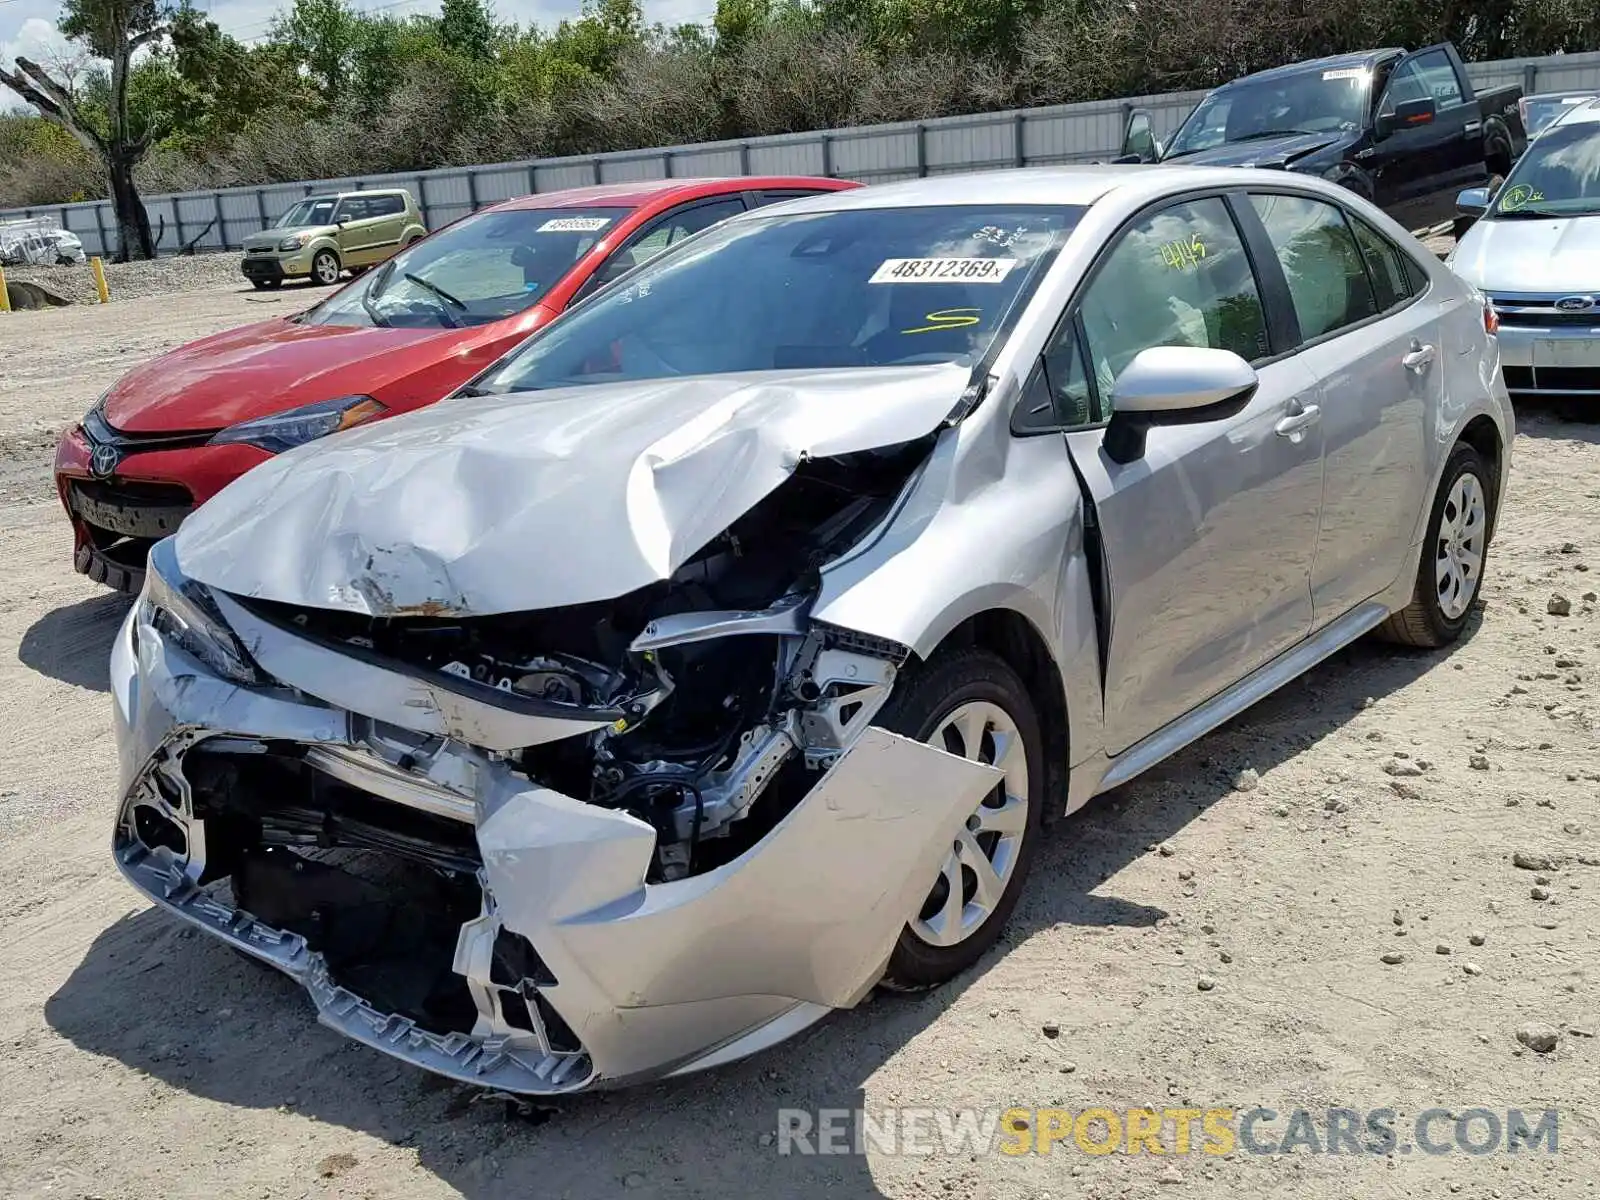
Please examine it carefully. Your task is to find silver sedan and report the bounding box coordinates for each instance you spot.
[111,166,1512,1094]
[1448,96,1600,403]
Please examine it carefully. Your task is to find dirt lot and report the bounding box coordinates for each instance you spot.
[1,276,1598,1200]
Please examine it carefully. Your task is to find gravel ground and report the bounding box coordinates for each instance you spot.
[4,251,258,305]
[1,274,1598,1200]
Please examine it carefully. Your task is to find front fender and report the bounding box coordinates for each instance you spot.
[812,422,1105,772]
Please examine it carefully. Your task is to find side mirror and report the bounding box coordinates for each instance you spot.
[1120,109,1160,163]
[1455,187,1490,218]
[1378,96,1437,138]
[1103,347,1259,464]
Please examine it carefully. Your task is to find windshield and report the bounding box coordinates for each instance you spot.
[1166,69,1368,156]
[1489,120,1600,219]
[276,198,339,228]
[473,204,1084,394]
[303,206,628,329]
[1524,95,1598,136]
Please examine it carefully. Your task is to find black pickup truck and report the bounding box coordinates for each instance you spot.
[1120,43,1526,234]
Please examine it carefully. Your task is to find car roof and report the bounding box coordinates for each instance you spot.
[753,166,1136,213]
[1223,48,1402,87]
[301,189,407,201]
[737,164,1333,216]
[1548,96,1600,127]
[488,177,853,212]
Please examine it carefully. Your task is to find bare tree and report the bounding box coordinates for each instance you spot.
[0,0,173,260]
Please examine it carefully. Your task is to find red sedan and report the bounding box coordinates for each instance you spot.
[55,175,859,592]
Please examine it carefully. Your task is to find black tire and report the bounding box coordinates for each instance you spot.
[311,249,341,286]
[876,648,1045,990]
[249,279,271,291]
[1377,441,1494,648]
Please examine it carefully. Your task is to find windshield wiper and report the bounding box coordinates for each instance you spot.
[1494,205,1576,220]
[1225,128,1321,143]
[359,281,389,328]
[1164,128,1321,159]
[404,273,467,311]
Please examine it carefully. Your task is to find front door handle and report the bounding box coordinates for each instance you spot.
[1403,342,1436,371]
[1274,403,1321,439]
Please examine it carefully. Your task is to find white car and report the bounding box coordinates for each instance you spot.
[1449,96,1600,403]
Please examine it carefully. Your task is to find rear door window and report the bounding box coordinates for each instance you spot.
[1248,193,1377,342]
[1349,216,1416,312]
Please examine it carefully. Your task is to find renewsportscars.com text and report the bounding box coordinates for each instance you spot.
[775,1106,1559,1157]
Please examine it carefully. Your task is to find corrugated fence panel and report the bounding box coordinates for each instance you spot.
[471,166,528,203]
[747,139,826,176]
[925,119,1014,173]
[833,128,918,178]
[13,49,1600,254]
[598,154,670,183]
[533,160,600,191]
[668,147,744,176]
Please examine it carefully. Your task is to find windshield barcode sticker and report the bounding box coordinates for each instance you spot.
[539,217,612,233]
[1322,68,1366,80]
[870,257,1017,284]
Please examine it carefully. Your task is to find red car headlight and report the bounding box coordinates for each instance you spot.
[209,395,387,455]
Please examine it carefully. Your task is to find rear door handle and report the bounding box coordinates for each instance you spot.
[1403,343,1436,371]
[1274,403,1321,439]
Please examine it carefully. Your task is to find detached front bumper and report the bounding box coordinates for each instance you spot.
[110,598,1000,1093]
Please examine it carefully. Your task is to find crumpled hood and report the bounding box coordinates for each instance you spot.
[176,364,970,617]
[103,318,478,433]
[1449,213,1600,294]
[1164,131,1343,169]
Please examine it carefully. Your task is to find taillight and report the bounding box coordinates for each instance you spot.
[1483,298,1500,335]
[1518,96,1528,125]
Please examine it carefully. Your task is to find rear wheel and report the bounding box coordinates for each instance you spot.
[1377,441,1493,647]
[311,249,341,286]
[877,648,1044,991]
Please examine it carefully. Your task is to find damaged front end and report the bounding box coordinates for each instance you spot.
[112,446,1002,1092]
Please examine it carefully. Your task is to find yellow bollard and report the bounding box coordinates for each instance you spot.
[0,262,10,313]
[90,256,110,303]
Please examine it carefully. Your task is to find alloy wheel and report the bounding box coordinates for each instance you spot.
[909,700,1030,948]
[1435,472,1486,620]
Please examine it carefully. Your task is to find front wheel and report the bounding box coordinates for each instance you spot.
[311,249,341,286]
[877,648,1044,991]
[1377,441,1494,647]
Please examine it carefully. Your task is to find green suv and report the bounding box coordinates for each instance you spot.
[240,189,427,289]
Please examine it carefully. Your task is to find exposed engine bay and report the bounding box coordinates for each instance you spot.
[228,444,928,884]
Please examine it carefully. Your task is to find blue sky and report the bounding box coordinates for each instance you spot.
[2,0,715,104]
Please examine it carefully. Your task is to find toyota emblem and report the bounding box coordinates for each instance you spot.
[89,443,121,479]
[1554,295,1596,312]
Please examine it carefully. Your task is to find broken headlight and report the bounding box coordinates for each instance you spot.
[141,537,261,685]
[209,395,387,455]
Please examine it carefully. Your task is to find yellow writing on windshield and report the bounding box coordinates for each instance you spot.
[902,307,982,334]
[1160,233,1207,270]
[1498,183,1546,211]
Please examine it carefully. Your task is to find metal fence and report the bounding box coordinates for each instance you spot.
[6,48,1600,259]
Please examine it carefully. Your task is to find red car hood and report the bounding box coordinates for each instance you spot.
[103,317,533,433]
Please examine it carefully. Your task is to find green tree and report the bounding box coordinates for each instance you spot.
[440,0,497,60]
[0,0,176,259]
